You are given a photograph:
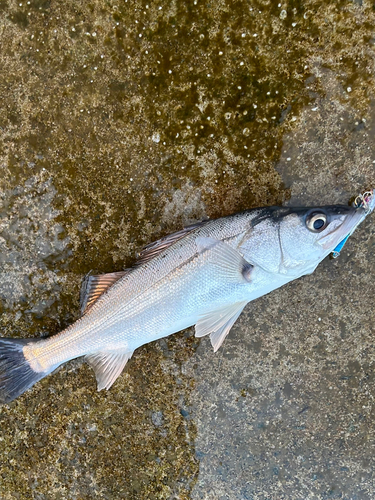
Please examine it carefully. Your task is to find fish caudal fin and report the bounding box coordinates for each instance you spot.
[0,338,53,404]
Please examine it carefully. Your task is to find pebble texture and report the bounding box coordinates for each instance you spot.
[0,0,375,499]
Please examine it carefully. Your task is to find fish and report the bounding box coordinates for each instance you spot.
[0,190,373,404]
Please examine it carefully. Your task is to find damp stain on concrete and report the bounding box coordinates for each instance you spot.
[1,0,375,498]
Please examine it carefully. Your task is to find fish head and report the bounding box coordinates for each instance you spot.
[240,191,374,278]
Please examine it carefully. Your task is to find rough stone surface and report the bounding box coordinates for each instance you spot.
[0,0,375,498]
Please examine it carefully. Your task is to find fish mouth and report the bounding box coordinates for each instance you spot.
[318,190,374,252]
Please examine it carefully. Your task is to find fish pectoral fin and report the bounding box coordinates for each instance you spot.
[195,237,253,283]
[80,270,131,315]
[195,301,248,352]
[85,349,134,391]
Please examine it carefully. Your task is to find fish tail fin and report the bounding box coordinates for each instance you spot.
[0,338,55,404]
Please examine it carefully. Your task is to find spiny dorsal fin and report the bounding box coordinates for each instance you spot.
[85,350,134,391]
[80,271,130,315]
[137,220,209,265]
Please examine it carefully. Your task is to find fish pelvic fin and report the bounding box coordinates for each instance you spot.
[209,305,245,352]
[85,349,134,391]
[195,301,248,352]
[0,338,58,404]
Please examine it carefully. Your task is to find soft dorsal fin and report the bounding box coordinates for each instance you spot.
[195,301,248,351]
[85,349,134,391]
[137,220,209,265]
[80,271,130,315]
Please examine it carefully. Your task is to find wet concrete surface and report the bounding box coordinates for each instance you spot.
[0,0,375,498]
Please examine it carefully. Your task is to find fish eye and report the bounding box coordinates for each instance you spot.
[306,212,328,233]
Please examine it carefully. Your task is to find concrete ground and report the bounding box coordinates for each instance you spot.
[0,0,375,498]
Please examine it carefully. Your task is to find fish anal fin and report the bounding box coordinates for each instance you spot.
[195,301,247,351]
[80,271,130,315]
[137,220,209,265]
[85,349,134,391]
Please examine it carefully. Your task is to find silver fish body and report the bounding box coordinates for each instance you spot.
[0,193,374,403]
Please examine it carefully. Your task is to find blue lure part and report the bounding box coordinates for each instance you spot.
[332,233,350,259]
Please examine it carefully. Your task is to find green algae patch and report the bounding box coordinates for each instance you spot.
[1,0,375,498]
